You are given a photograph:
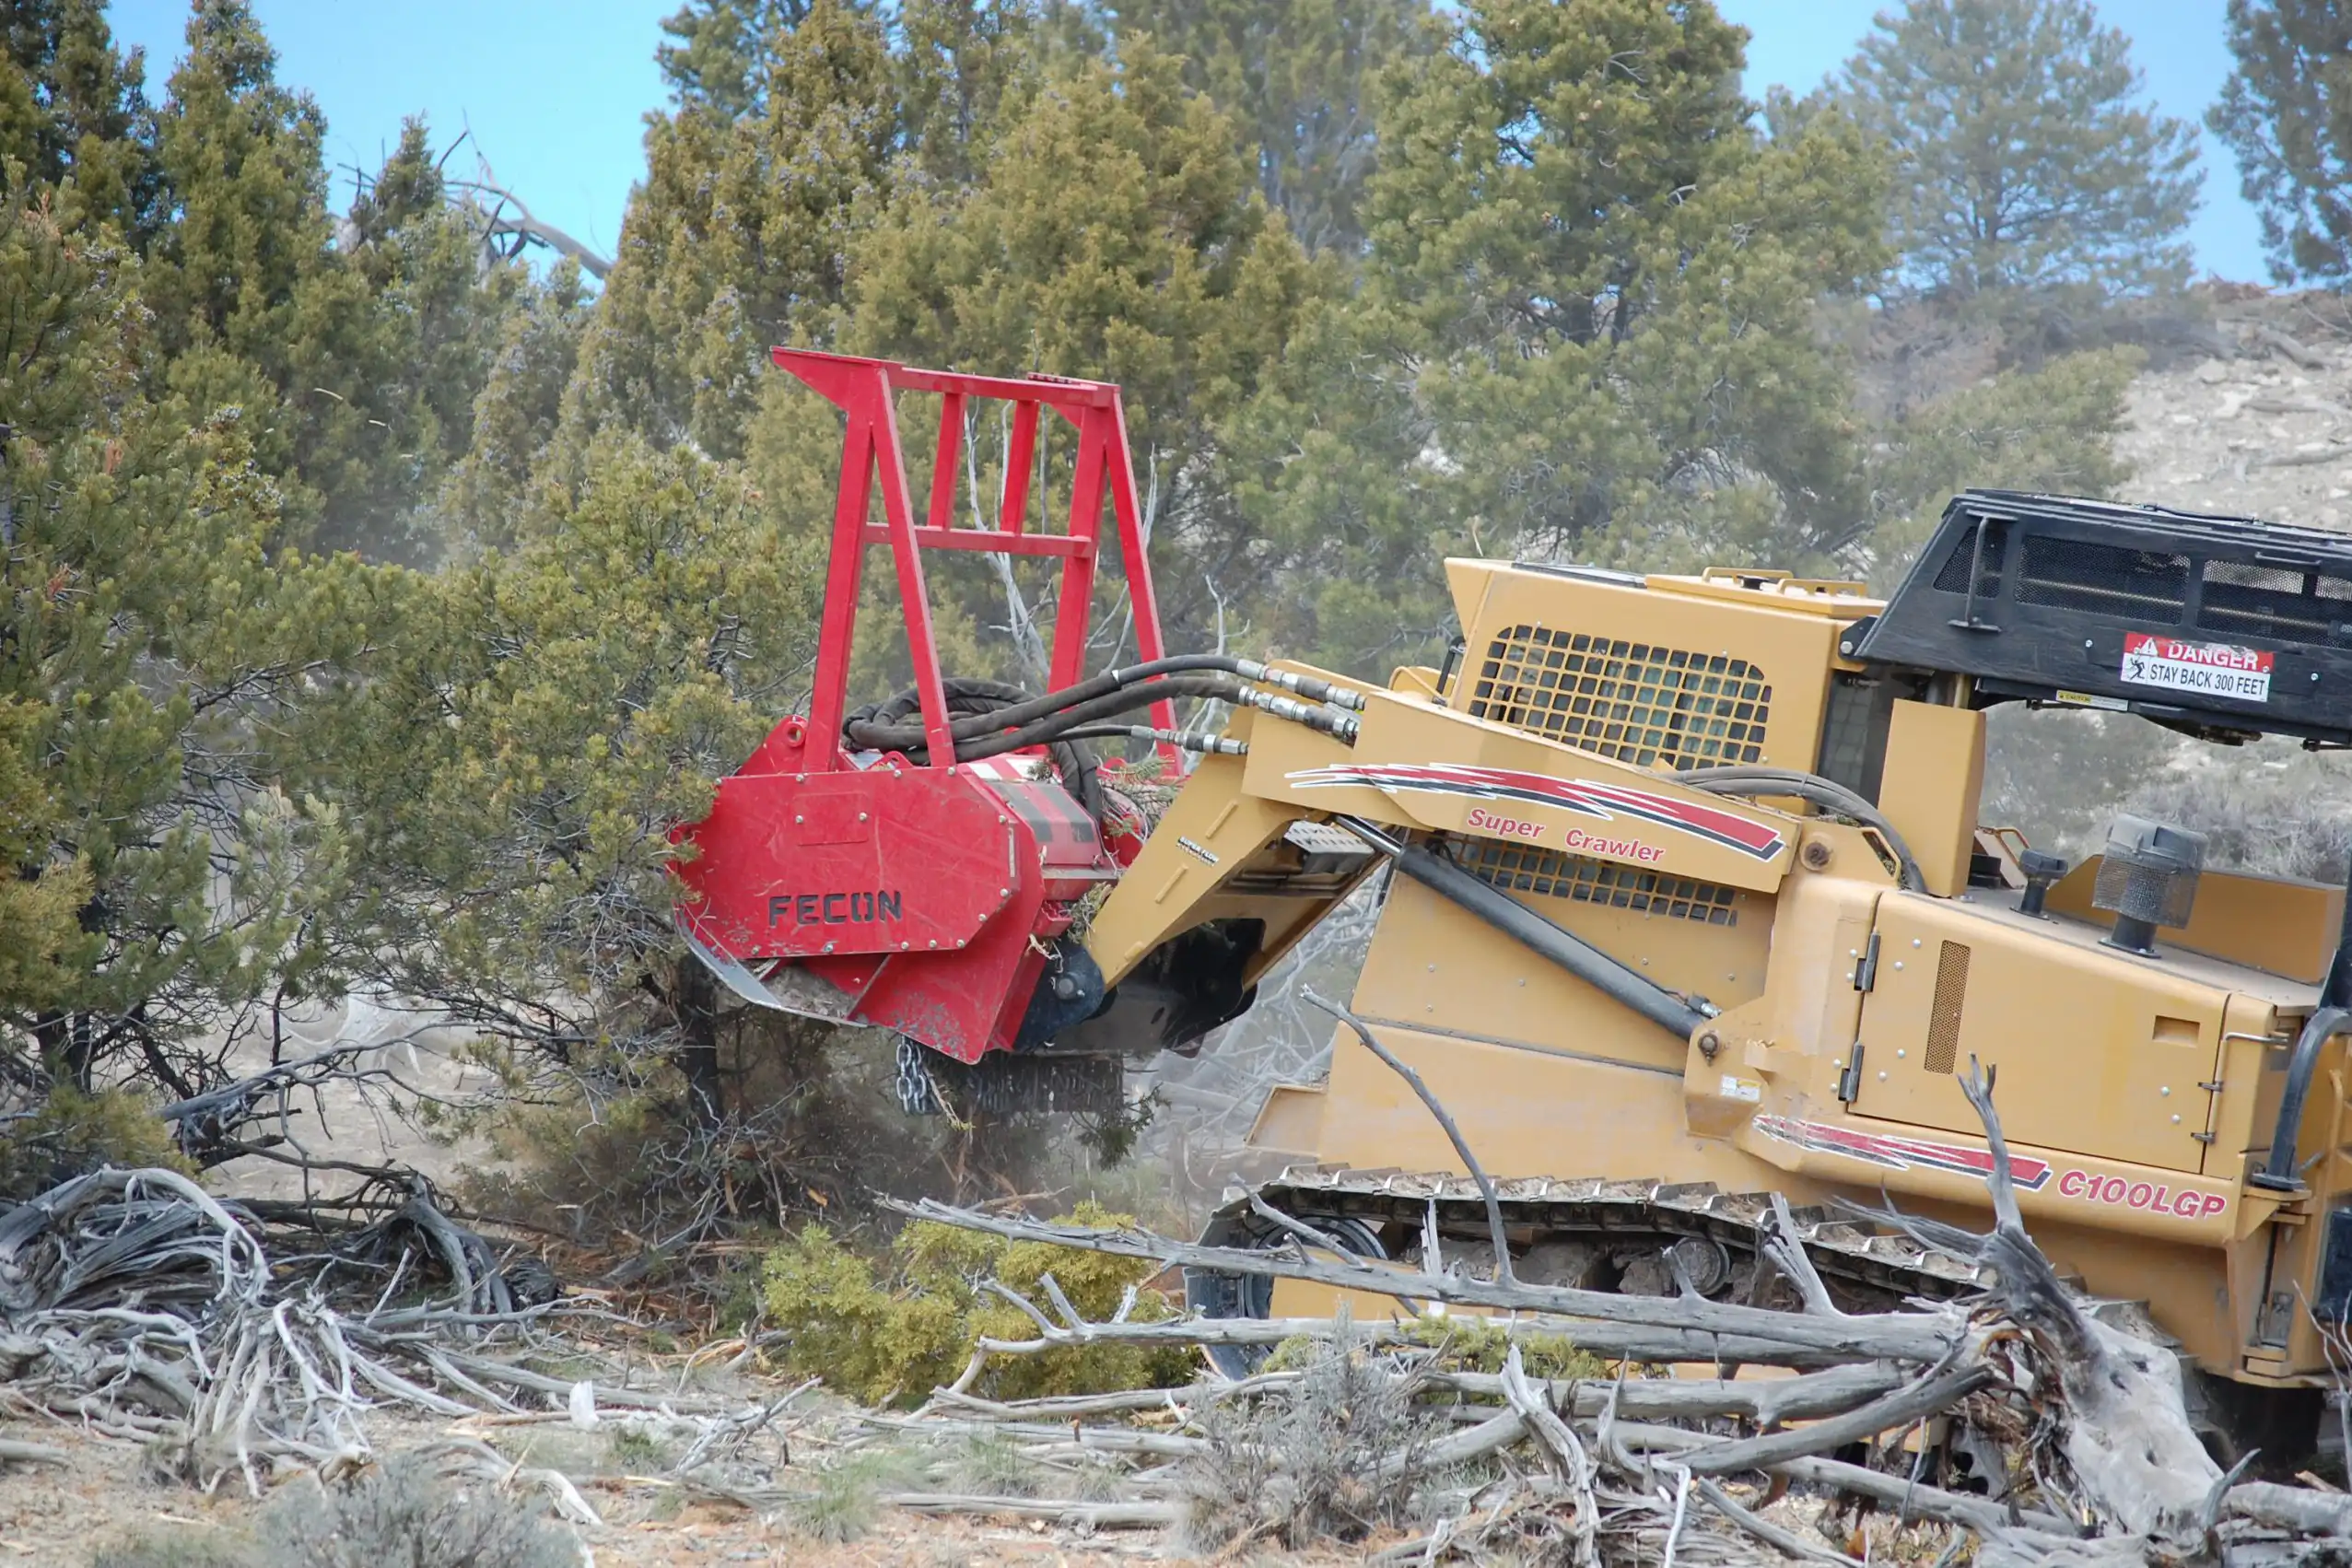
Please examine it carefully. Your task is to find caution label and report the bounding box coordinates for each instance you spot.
[2121,633,2273,702]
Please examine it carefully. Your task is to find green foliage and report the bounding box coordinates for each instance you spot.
[2210,0,2352,287]
[311,432,821,1044]
[944,1433,1046,1497]
[0,155,379,1088]
[660,0,815,117]
[1861,345,2141,581]
[606,1424,670,1471]
[0,1084,192,1200]
[784,1446,928,1543]
[0,697,88,1016]
[1398,1316,1613,1384]
[1233,0,1889,670]
[0,0,164,240]
[94,1454,575,1568]
[572,0,896,459]
[761,1206,1192,1406]
[1836,0,2200,300]
[1101,0,1435,253]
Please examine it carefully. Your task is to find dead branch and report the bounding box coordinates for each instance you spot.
[1692,1477,1865,1568]
[892,1197,1960,1360]
[1305,987,1515,1283]
[877,1493,1181,1527]
[1671,1364,1996,1476]
[2253,323,2329,369]
[1955,1058,2219,1536]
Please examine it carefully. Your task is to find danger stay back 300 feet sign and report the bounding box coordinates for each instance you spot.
[2120,633,2273,702]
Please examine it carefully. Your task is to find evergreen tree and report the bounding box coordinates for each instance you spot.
[0,175,379,1093]
[835,35,1327,649]
[1100,0,1433,253]
[0,0,164,240]
[2209,0,2352,287]
[140,4,529,560]
[568,0,896,459]
[1237,0,1887,670]
[1836,0,2200,299]
[439,259,593,552]
[659,0,814,117]
[308,434,823,1125]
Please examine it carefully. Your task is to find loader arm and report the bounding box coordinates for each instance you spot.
[1075,665,1838,1056]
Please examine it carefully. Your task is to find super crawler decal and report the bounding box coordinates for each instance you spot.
[1285,762,1787,860]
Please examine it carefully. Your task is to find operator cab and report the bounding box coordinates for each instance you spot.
[1843,491,2352,1202]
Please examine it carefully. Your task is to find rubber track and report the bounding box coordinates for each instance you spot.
[1208,1164,1988,1307]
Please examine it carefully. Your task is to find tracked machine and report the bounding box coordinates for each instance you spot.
[678,348,2352,1442]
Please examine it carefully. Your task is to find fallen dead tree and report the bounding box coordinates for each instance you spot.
[841,999,2347,1564]
[0,1163,792,1502]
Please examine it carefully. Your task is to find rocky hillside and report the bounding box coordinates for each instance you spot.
[2117,290,2352,524]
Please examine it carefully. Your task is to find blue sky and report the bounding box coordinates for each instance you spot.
[107,0,2270,283]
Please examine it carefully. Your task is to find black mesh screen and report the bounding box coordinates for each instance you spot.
[1931,521,2006,599]
[2198,557,2352,639]
[2015,535,2189,617]
[1452,837,1739,925]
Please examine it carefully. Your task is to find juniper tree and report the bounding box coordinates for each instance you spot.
[1228,0,1889,670]
[2209,0,2352,287]
[1836,0,2201,299]
[1099,0,1435,254]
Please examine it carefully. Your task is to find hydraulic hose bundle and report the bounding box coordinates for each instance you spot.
[844,656,1365,779]
[1673,765,1927,892]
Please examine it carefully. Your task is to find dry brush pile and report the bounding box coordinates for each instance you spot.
[18,1019,2352,1568]
[752,1019,2352,1566]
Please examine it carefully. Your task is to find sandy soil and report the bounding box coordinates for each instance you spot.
[0,1412,1336,1567]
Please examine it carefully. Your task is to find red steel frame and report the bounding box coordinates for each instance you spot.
[773,346,1177,769]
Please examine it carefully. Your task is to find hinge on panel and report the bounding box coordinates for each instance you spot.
[1854,933,1880,993]
[1836,1043,1866,1103]
[2199,1080,2225,1092]
[2193,1132,2217,1144]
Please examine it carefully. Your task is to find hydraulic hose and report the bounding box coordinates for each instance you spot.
[847,656,1365,750]
[2254,1004,2352,1191]
[1674,766,1927,893]
[852,674,1358,758]
[1336,815,1714,1041]
[1057,723,1249,756]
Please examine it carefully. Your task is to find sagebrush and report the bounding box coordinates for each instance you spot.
[762,1201,1193,1406]
[91,1454,574,1568]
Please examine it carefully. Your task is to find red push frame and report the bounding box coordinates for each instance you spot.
[772,346,1177,769]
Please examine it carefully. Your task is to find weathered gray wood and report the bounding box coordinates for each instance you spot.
[1307,987,1516,1283]
[896,1199,1960,1361]
[1956,1059,2217,1536]
[1428,1361,1907,1424]
[968,1308,1911,1368]
[1692,1477,1865,1568]
[1675,1365,1996,1476]
[877,1493,1181,1527]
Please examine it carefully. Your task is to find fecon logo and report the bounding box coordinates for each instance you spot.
[768,891,904,927]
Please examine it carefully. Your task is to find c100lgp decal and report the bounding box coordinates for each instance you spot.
[1284,763,1787,860]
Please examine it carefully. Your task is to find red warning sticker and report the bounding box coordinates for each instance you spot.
[2121,633,2273,702]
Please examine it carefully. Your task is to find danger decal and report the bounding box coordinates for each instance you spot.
[1286,763,1786,861]
[2121,633,2274,703]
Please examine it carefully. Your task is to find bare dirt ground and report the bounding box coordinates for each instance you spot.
[0,1414,1196,1566]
